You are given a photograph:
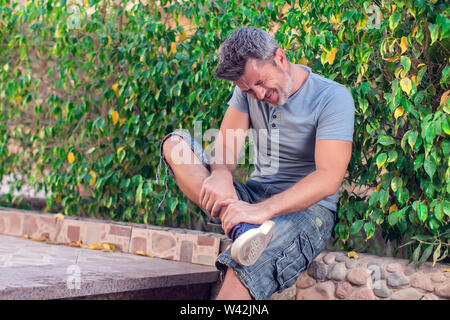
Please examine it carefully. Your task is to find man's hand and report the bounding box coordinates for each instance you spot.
[199,169,238,217]
[218,199,272,236]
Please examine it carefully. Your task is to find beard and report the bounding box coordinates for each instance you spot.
[267,68,294,107]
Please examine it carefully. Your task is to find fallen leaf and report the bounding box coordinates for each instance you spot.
[88,243,100,250]
[347,251,359,259]
[69,241,83,247]
[443,269,450,272]
[31,236,48,242]
[53,213,65,220]
[135,250,146,256]
[146,253,155,258]
[24,234,29,239]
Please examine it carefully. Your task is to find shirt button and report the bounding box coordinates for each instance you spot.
[271,123,276,128]
[272,114,277,119]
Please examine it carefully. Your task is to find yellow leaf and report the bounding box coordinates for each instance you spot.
[347,251,359,259]
[389,204,398,214]
[112,83,120,99]
[170,42,177,55]
[383,54,400,62]
[24,234,29,239]
[375,184,382,192]
[324,47,337,65]
[84,0,88,5]
[67,152,75,164]
[298,56,308,65]
[53,213,65,220]
[105,35,111,49]
[31,237,47,242]
[101,243,113,251]
[394,106,404,120]
[89,170,97,186]
[146,252,155,258]
[135,251,146,256]
[192,62,197,69]
[111,110,119,125]
[440,90,450,106]
[119,118,126,127]
[88,243,100,250]
[443,269,450,272]
[124,162,130,171]
[15,96,22,104]
[412,26,418,38]
[400,77,412,95]
[80,244,88,249]
[178,30,187,43]
[411,75,418,85]
[57,194,62,203]
[117,146,125,155]
[69,241,82,247]
[303,25,312,33]
[356,16,367,30]
[400,36,408,54]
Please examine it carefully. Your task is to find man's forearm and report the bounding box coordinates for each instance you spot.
[262,169,339,219]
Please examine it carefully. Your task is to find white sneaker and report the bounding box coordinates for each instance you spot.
[231,220,275,266]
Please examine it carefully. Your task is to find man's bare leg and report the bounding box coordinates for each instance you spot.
[215,268,252,300]
[162,135,251,300]
[162,135,209,207]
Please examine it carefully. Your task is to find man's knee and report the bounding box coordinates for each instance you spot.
[162,135,184,161]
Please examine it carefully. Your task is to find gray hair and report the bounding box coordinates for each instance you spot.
[214,27,280,81]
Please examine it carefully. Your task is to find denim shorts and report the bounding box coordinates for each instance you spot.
[158,130,337,300]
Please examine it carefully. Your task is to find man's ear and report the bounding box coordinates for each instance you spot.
[273,48,288,70]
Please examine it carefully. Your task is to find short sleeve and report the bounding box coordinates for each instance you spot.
[227,85,249,114]
[316,86,355,142]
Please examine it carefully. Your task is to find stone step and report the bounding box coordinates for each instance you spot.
[0,234,219,300]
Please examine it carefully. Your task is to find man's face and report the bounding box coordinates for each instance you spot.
[234,57,293,107]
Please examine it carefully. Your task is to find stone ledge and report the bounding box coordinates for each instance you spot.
[0,233,219,300]
[0,207,228,267]
[294,250,450,300]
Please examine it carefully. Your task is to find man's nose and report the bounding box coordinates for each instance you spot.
[254,87,266,100]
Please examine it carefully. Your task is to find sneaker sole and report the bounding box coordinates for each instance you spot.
[231,220,275,266]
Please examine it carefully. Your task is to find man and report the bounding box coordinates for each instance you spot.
[159,27,354,300]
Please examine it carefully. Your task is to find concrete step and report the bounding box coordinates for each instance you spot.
[0,234,220,300]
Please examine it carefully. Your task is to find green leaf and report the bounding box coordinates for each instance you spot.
[136,181,143,203]
[400,56,411,74]
[416,203,428,224]
[389,12,401,30]
[396,188,409,205]
[423,156,437,179]
[391,176,403,192]
[350,219,364,235]
[413,243,421,268]
[377,135,396,146]
[414,154,425,170]
[428,24,440,45]
[419,244,434,267]
[387,150,398,163]
[376,153,387,169]
[433,243,442,267]
[364,221,375,240]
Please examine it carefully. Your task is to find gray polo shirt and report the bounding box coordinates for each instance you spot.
[228,64,355,212]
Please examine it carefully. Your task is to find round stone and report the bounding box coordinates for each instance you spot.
[347,287,376,300]
[307,260,327,281]
[347,267,370,286]
[373,282,391,298]
[327,262,347,281]
[434,280,450,299]
[323,253,336,265]
[431,272,446,283]
[387,273,410,288]
[391,288,423,300]
[386,263,402,273]
[335,281,353,299]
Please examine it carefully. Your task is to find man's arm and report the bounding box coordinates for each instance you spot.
[263,139,352,217]
[199,106,249,216]
[219,139,352,235]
